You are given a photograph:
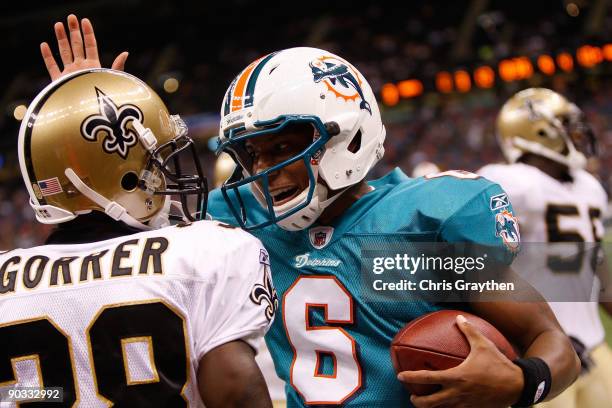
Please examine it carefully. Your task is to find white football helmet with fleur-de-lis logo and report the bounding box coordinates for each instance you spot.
[19,69,208,230]
[80,88,142,159]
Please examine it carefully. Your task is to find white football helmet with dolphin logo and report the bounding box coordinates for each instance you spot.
[217,47,385,231]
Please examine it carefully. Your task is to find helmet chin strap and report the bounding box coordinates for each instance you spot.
[275,183,347,231]
[65,167,160,230]
[248,162,347,231]
[512,103,587,169]
[148,197,185,229]
[513,137,586,169]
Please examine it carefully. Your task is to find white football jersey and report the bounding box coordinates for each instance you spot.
[0,220,276,407]
[255,343,286,402]
[478,162,607,350]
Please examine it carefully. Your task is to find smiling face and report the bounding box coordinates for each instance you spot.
[243,122,314,206]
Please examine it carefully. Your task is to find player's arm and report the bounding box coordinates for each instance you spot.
[192,229,278,407]
[197,340,272,408]
[40,14,127,80]
[471,298,580,398]
[400,280,579,408]
[399,181,579,407]
[445,182,580,400]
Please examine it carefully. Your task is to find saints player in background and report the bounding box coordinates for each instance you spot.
[478,88,612,408]
[39,16,580,408]
[0,68,276,407]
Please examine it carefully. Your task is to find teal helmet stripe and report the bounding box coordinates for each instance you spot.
[223,77,238,116]
[243,52,278,109]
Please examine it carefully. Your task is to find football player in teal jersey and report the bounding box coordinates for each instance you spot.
[38,16,579,408]
[208,47,579,408]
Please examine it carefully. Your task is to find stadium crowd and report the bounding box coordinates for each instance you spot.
[0,1,609,248]
[1,81,609,250]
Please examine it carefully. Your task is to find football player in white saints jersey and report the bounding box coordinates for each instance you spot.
[213,154,287,408]
[0,68,278,407]
[478,88,612,408]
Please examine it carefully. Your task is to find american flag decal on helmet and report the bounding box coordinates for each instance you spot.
[38,177,63,197]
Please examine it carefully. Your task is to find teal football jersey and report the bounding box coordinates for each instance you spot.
[207,168,518,407]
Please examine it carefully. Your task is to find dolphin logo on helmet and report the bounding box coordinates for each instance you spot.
[309,59,372,114]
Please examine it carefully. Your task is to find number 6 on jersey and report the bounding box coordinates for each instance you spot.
[284,276,362,404]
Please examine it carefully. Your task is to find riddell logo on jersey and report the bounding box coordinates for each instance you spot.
[294,253,341,268]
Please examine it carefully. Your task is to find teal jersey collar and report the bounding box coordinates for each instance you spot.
[304,168,410,244]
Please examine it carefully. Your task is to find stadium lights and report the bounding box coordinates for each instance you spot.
[515,57,533,79]
[381,83,400,106]
[537,55,555,75]
[566,2,579,17]
[474,66,495,88]
[576,45,604,68]
[604,44,612,61]
[556,52,574,72]
[499,57,533,82]
[398,79,424,98]
[454,70,471,93]
[381,45,610,106]
[13,104,27,121]
[499,59,518,81]
[163,77,180,93]
[499,59,517,82]
[435,72,453,93]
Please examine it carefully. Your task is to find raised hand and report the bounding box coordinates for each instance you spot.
[397,315,524,408]
[40,14,129,81]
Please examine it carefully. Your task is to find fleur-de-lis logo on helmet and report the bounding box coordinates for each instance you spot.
[80,88,143,159]
[249,266,278,322]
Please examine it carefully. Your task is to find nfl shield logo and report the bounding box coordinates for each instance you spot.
[314,232,326,247]
[309,226,334,249]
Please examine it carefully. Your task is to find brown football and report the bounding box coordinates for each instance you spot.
[390,309,518,396]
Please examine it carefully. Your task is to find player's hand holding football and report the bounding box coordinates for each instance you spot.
[40,14,128,80]
[398,315,524,408]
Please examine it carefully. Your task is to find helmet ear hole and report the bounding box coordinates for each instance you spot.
[537,129,548,138]
[348,130,362,153]
[121,172,139,192]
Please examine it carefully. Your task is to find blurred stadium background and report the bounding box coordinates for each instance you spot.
[0,0,610,338]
